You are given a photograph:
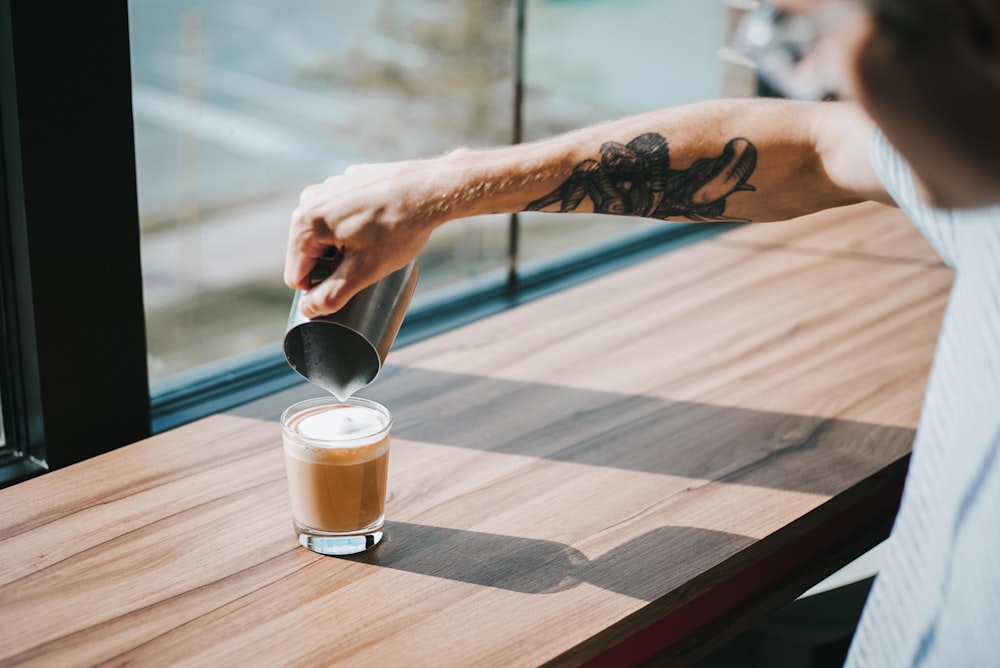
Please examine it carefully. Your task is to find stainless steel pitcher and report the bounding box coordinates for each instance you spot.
[283,254,419,400]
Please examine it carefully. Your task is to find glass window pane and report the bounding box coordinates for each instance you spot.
[520,0,726,265]
[131,0,516,382]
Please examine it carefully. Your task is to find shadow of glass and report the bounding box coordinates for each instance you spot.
[348,521,750,601]
[352,521,588,594]
[235,365,914,495]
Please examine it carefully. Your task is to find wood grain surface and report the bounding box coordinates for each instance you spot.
[0,203,952,667]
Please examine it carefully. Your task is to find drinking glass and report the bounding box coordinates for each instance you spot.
[280,396,392,555]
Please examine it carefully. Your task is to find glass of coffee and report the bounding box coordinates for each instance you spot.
[280,396,392,555]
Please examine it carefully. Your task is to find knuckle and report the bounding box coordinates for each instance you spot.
[343,163,368,176]
[299,183,321,204]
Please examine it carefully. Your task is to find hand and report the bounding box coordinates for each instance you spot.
[284,160,441,318]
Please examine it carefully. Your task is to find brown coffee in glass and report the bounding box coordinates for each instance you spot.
[280,396,391,555]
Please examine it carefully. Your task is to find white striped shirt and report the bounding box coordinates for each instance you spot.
[845,131,1000,666]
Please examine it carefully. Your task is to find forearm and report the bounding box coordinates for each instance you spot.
[422,98,873,229]
[285,98,884,315]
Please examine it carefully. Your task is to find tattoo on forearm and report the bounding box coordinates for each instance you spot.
[526,133,757,222]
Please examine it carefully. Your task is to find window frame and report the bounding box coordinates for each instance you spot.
[0,0,151,486]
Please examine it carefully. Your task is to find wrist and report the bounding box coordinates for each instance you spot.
[429,146,504,221]
[428,142,567,221]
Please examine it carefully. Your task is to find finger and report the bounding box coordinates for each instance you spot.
[298,253,371,318]
[284,207,311,289]
[284,244,322,291]
[284,209,330,290]
[342,163,371,176]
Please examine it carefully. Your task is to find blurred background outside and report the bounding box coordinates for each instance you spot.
[129,0,727,385]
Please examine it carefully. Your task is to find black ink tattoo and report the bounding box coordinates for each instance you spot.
[526,133,757,222]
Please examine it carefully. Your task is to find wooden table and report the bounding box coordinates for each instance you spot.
[0,203,952,666]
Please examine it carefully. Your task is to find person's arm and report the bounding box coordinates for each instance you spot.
[286,97,888,317]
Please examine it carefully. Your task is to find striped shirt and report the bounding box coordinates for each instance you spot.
[845,131,1000,666]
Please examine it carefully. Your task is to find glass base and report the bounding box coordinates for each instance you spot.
[293,519,383,556]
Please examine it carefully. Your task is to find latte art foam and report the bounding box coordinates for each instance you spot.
[288,404,389,445]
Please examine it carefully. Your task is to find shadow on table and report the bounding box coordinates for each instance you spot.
[352,520,751,601]
[236,365,915,496]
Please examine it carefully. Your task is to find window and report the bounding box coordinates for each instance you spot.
[1,0,150,485]
[2,0,734,484]
[132,0,518,384]
[518,0,726,266]
[133,0,729,399]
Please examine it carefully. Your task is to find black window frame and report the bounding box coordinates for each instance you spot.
[1,0,150,486]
